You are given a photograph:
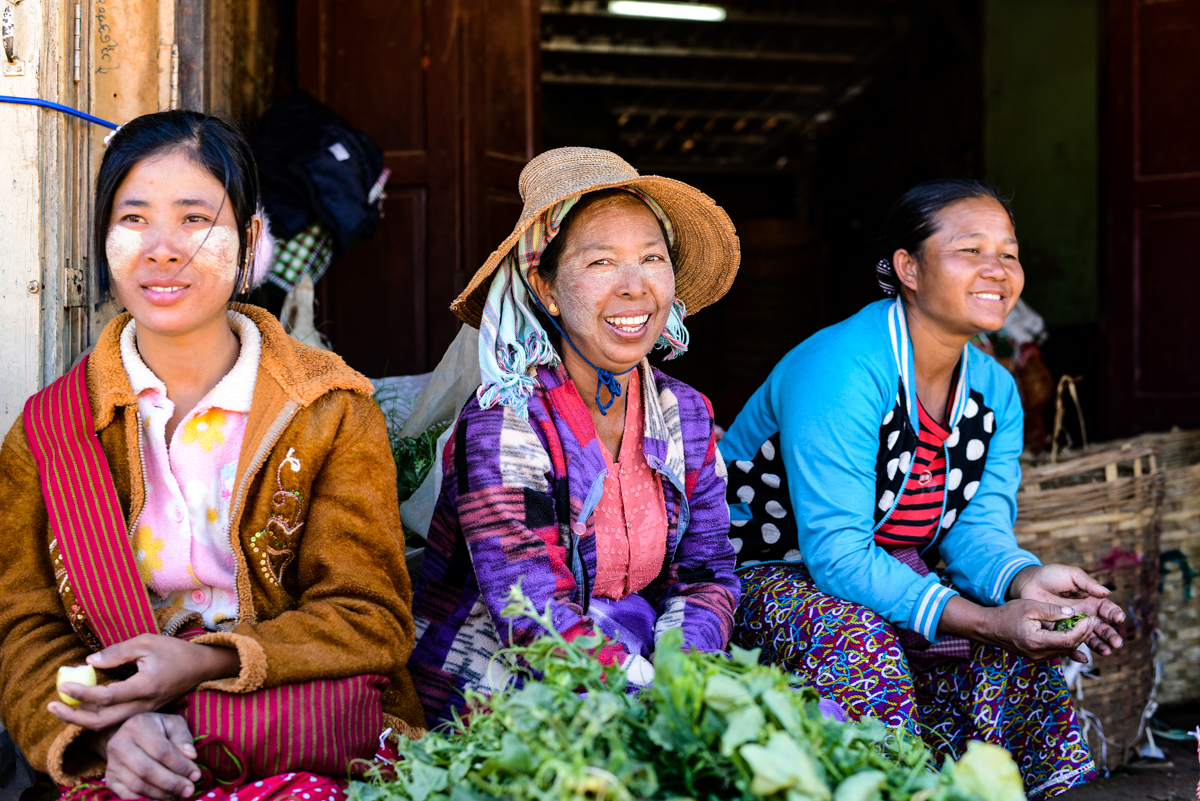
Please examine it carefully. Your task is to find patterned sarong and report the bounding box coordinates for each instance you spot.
[734,563,1096,800]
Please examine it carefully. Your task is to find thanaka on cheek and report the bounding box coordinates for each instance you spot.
[188,226,240,285]
[105,226,144,281]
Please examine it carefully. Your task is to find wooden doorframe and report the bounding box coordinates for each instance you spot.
[1102,0,1200,436]
[0,0,95,432]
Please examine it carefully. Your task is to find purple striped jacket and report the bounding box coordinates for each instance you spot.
[408,361,739,724]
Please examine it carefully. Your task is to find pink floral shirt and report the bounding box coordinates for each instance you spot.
[592,367,669,600]
[120,312,260,629]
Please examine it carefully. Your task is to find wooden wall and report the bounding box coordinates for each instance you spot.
[296,0,542,377]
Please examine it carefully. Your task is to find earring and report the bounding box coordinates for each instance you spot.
[547,302,559,315]
[242,251,254,293]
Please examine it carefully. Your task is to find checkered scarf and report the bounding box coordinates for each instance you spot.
[476,187,689,418]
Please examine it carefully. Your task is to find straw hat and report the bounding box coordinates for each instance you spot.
[451,147,741,328]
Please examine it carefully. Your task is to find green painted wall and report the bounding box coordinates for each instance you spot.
[984,0,1099,325]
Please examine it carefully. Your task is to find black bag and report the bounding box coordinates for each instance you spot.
[252,90,385,258]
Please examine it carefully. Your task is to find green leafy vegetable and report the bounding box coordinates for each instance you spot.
[943,742,1026,801]
[1053,613,1088,633]
[351,583,1026,801]
[373,384,451,546]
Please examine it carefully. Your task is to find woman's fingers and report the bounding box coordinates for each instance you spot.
[1065,567,1111,599]
[121,752,192,800]
[87,635,152,671]
[105,779,138,801]
[56,678,130,709]
[48,697,148,731]
[1089,619,1123,651]
[142,724,199,788]
[106,715,198,800]
[107,742,184,800]
[1027,601,1077,623]
[1017,603,1090,659]
[160,715,200,768]
[1096,598,1126,626]
[57,668,164,711]
[87,670,164,708]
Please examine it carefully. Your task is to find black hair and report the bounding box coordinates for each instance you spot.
[535,188,678,287]
[93,110,261,301]
[877,178,1014,295]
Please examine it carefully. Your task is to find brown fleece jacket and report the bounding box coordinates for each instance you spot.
[0,304,425,785]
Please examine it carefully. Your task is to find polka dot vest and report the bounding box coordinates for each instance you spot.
[726,380,997,567]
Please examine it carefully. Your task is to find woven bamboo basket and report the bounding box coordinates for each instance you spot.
[1116,430,1200,704]
[1015,444,1165,771]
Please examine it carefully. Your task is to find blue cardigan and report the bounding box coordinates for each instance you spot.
[718,298,1041,642]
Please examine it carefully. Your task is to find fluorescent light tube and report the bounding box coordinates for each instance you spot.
[608,1,727,22]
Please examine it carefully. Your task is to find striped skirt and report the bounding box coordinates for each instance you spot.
[734,563,1097,800]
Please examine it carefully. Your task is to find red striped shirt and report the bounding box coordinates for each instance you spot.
[875,399,951,547]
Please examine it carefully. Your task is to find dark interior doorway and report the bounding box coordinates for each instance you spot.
[246,0,1153,442]
[541,0,987,425]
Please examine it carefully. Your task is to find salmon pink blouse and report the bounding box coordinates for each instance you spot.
[592,367,669,600]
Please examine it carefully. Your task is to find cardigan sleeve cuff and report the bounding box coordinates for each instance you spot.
[46,723,104,786]
[907,582,958,643]
[985,554,1042,606]
[191,631,268,693]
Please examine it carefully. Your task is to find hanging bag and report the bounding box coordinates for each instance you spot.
[22,359,387,782]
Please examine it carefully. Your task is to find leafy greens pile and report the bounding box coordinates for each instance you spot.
[350,585,1026,801]
[372,383,450,514]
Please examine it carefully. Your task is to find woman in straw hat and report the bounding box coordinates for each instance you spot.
[718,180,1124,797]
[406,147,742,724]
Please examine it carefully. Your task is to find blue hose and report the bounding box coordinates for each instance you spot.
[0,95,118,129]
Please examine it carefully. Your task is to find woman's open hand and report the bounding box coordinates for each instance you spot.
[1008,564,1125,655]
[978,599,1097,662]
[49,634,239,731]
[100,713,201,800]
[940,595,1094,662]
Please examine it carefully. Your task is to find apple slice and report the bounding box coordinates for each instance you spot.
[56,664,97,706]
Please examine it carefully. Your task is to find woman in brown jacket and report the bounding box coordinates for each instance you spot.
[0,111,423,800]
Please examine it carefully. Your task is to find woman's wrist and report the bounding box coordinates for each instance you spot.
[935,595,996,643]
[193,643,240,685]
[1006,565,1039,600]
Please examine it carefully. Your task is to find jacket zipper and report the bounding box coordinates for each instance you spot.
[127,408,149,549]
[920,446,953,558]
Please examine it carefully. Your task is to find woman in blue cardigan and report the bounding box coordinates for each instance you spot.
[718,180,1123,799]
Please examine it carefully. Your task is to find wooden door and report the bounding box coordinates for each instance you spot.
[0,0,94,432]
[1104,0,1200,435]
[296,0,540,377]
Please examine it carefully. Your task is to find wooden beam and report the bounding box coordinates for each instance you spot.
[542,72,824,93]
[610,105,801,121]
[543,40,858,64]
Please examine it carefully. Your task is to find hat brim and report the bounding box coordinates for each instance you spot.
[451,174,740,329]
